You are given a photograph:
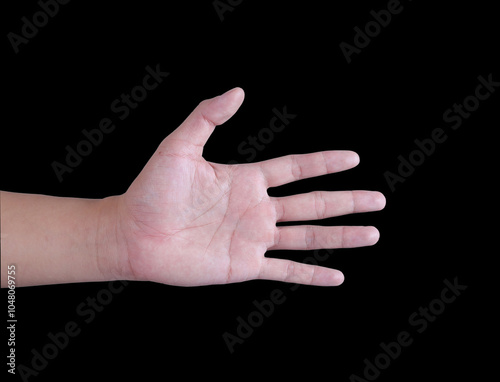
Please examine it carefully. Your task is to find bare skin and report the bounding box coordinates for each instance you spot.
[0,88,385,288]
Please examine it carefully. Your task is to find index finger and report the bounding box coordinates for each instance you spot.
[257,151,360,188]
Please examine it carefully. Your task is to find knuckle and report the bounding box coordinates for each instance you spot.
[290,155,303,180]
[308,266,318,285]
[198,98,211,108]
[273,228,282,248]
[273,198,285,222]
[340,226,346,248]
[304,226,316,250]
[314,191,327,219]
[284,262,315,285]
[284,261,295,282]
[350,191,356,213]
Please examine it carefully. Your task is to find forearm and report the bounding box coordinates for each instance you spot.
[0,191,125,287]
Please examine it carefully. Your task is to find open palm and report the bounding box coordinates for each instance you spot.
[117,88,385,287]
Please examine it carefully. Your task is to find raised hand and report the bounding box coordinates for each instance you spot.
[115,88,386,286]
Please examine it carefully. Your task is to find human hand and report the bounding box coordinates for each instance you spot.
[111,88,385,287]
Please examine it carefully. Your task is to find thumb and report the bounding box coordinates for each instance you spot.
[165,87,245,156]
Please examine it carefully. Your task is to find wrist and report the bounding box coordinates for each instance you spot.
[94,195,134,281]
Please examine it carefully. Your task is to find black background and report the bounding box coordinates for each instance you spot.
[2,0,498,381]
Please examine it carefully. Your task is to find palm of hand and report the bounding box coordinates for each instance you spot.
[117,89,385,287]
[123,153,276,286]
